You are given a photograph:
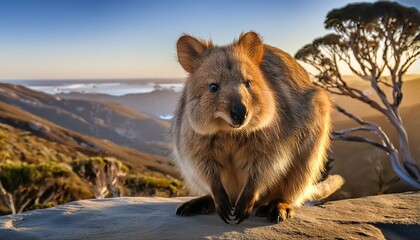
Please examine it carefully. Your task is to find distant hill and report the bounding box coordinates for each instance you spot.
[0,84,170,157]
[58,89,181,119]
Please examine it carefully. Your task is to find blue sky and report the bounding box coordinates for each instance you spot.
[0,0,419,80]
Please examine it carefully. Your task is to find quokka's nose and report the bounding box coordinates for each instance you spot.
[230,103,247,126]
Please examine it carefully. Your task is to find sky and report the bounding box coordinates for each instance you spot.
[0,0,419,80]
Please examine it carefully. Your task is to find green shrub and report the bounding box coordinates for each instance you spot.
[0,160,92,214]
[125,174,184,197]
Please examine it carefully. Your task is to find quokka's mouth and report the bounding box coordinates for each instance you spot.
[215,111,250,129]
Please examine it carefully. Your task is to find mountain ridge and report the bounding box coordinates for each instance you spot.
[0,83,170,157]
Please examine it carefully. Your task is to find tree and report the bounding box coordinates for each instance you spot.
[295,1,420,188]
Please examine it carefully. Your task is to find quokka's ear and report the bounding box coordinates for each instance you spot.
[177,35,210,74]
[237,32,264,65]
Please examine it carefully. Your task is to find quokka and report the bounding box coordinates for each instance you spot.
[170,32,344,224]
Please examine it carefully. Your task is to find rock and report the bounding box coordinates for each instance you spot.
[0,192,419,240]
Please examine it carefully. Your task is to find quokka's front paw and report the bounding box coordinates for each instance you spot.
[233,191,257,224]
[176,195,215,216]
[213,187,233,224]
[255,200,294,223]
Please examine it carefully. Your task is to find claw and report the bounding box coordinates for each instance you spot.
[219,214,230,224]
[217,204,231,224]
[212,183,234,224]
[236,217,246,225]
[233,192,255,224]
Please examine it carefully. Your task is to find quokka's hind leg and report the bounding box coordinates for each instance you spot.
[176,195,215,216]
[255,199,294,223]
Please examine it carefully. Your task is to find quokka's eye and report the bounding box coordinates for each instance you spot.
[209,83,219,93]
[245,81,252,88]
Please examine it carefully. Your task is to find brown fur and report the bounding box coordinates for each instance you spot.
[171,32,342,224]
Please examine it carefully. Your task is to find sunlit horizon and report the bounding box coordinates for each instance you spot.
[0,0,419,81]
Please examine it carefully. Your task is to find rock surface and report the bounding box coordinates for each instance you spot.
[0,192,419,240]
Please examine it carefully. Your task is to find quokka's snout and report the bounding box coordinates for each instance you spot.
[215,96,250,129]
[230,99,247,127]
[215,92,252,129]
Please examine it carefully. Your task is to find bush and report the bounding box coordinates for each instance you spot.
[0,160,92,214]
[125,174,184,197]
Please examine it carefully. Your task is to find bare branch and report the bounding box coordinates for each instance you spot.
[0,180,16,214]
[331,133,387,151]
[401,51,420,74]
[334,105,420,187]
[377,79,393,88]
[18,198,32,214]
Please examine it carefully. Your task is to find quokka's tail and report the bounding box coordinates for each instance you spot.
[302,175,345,206]
[311,175,345,200]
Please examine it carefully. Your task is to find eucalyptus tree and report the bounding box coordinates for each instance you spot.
[295,1,420,187]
